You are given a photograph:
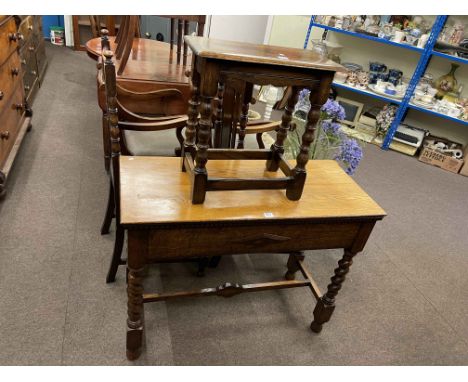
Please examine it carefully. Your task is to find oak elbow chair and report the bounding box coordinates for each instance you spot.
[100,49,196,282]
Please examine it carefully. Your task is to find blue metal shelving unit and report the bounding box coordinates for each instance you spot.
[304,16,467,149]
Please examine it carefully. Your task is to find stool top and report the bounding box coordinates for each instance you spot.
[119,157,385,226]
[184,36,345,72]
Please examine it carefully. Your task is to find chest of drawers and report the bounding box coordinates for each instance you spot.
[18,15,47,103]
[0,15,33,199]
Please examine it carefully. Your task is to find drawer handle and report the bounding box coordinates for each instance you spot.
[24,85,30,91]
[28,46,35,52]
[231,233,291,246]
[30,70,37,76]
[13,103,24,111]
[17,33,24,41]
[0,91,3,100]
[11,68,20,76]
[21,59,27,65]
[28,25,33,31]
[1,131,10,140]
[8,33,17,42]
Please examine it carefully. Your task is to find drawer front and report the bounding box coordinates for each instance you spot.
[35,40,47,80]
[18,16,34,47]
[0,53,22,108]
[0,17,19,67]
[0,85,25,168]
[146,221,361,261]
[22,68,38,101]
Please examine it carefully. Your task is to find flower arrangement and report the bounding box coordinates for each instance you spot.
[286,91,363,175]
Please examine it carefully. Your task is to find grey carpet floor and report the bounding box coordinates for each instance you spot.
[1,43,468,365]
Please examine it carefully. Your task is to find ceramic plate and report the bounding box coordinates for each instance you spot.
[368,85,404,100]
[411,98,435,109]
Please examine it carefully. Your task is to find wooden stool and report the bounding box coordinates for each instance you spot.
[181,36,344,204]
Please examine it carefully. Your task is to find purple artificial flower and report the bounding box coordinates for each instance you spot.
[335,138,363,175]
[321,99,346,121]
[321,120,342,135]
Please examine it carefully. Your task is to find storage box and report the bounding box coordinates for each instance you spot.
[419,147,464,173]
[418,135,465,174]
[457,146,468,176]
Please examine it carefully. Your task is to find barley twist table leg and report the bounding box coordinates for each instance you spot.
[126,265,145,360]
[310,249,357,333]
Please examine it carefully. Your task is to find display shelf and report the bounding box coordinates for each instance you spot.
[304,15,464,150]
[310,22,425,53]
[332,81,402,104]
[431,50,468,65]
[408,103,468,126]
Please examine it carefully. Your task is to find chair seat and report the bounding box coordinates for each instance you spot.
[86,37,190,84]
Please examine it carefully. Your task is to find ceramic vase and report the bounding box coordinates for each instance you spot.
[435,64,459,100]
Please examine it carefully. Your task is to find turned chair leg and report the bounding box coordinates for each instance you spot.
[101,180,115,235]
[106,225,125,283]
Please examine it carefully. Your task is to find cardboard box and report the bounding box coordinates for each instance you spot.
[458,145,468,176]
[419,147,464,174]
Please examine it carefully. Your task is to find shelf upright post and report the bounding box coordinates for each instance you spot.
[382,15,448,149]
[304,16,316,49]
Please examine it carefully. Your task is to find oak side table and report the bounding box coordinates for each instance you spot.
[120,156,386,360]
[181,36,344,204]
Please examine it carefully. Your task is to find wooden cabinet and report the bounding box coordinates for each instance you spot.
[18,15,48,103]
[0,16,33,199]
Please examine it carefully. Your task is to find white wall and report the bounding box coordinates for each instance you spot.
[207,15,270,44]
[267,15,310,48]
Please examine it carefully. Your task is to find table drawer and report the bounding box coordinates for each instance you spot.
[147,221,361,261]
[0,53,22,108]
[0,85,25,168]
[0,17,19,67]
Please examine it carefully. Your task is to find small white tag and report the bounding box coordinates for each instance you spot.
[264,212,274,218]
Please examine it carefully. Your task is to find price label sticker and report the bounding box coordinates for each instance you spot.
[264,212,274,218]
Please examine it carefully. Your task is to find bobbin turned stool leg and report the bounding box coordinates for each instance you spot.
[286,74,334,201]
[181,66,201,171]
[191,63,219,204]
[310,249,357,333]
[266,86,300,172]
[237,82,254,149]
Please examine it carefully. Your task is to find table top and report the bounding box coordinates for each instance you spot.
[184,36,345,72]
[86,37,189,84]
[120,157,385,225]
